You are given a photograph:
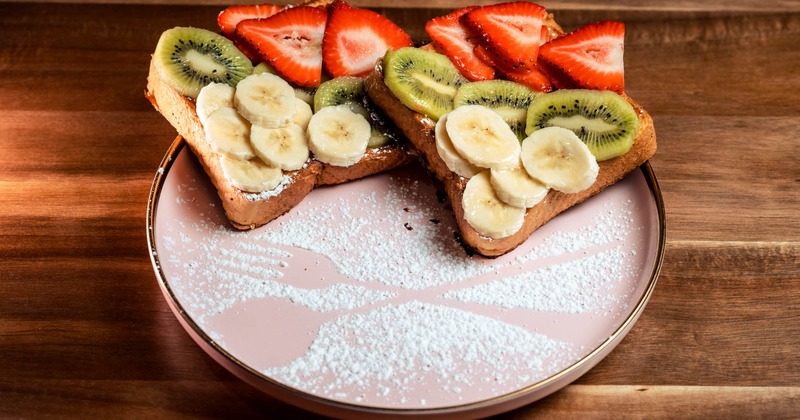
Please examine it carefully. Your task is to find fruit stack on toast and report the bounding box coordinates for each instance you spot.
[364,2,656,256]
[146,0,415,229]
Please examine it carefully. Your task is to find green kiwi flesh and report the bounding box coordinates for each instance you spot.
[526,89,639,161]
[454,80,538,141]
[314,77,396,148]
[383,47,468,121]
[154,27,253,99]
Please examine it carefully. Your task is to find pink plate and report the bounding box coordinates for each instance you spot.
[147,137,665,418]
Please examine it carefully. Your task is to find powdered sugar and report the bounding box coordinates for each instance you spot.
[264,301,574,407]
[155,152,657,410]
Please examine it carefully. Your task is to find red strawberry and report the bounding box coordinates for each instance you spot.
[425,6,494,82]
[322,0,413,78]
[538,20,625,93]
[236,6,328,87]
[218,3,281,37]
[501,66,554,93]
[463,2,547,73]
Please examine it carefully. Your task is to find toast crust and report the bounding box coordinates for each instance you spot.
[145,57,413,230]
[364,64,657,257]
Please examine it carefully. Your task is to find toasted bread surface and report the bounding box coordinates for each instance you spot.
[364,64,656,257]
[146,55,413,230]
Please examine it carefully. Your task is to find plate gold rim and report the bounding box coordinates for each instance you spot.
[146,135,666,418]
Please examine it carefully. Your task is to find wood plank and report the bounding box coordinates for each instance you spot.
[503,385,800,419]
[583,242,800,386]
[2,0,798,13]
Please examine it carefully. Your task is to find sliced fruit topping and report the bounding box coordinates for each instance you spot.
[315,76,396,148]
[435,113,482,178]
[292,97,313,131]
[218,3,282,37]
[313,76,366,113]
[453,79,538,141]
[463,2,547,73]
[234,72,297,128]
[462,171,526,239]
[203,107,256,160]
[525,89,638,161]
[196,82,235,125]
[538,20,625,93]
[490,165,549,208]
[323,0,413,78]
[383,47,468,121]
[307,105,371,167]
[219,155,283,193]
[250,124,310,171]
[500,66,554,94]
[425,6,495,82]
[445,105,520,170]
[521,126,599,194]
[236,6,327,87]
[252,62,316,105]
[153,26,253,99]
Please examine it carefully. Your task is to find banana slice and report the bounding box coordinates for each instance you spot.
[219,155,283,193]
[490,164,549,208]
[204,107,256,160]
[196,82,235,125]
[250,124,310,171]
[293,97,313,131]
[446,105,521,170]
[234,73,296,128]
[307,105,370,167]
[521,126,599,194]
[435,113,482,178]
[462,171,526,239]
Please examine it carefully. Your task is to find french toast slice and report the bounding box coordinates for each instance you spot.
[146,60,413,229]
[364,46,657,257]
[145,1,414,229]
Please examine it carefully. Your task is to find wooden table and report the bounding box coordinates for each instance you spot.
[2,0,798,417]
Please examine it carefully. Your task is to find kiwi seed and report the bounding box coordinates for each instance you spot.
[383,47,468,121]
[525,89,639,161]
[153,26,253,99]
[454,80,538,141]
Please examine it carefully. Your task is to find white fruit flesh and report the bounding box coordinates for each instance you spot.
[292,97,313,131]
[250,124,310,171]
[234,73,296,128]
[219,155,283,193]
[307,105,370,167]
[521,126,599,194]
[462,171,526,239]
[490,165,549,208]
[203,107,256,160]
[435,113,482,178]
[446,105,521,170]
[196,82,235,125]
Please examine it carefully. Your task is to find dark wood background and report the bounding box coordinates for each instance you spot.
[1,0,798,417]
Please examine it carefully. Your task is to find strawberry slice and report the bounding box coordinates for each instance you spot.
[463,2,547,73]
[322,0,413,78]
[217,3,281,37]
[425,6,494,82]
[236,6,328,87]
[538,20,625,93]
[501,66,554,93]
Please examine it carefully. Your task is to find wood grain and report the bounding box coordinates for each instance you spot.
[1,1,798,418]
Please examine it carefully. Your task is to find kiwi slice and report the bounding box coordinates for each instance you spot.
[153,27,253,99]
[314,77,396,148]
[383,47,468,121]
[526,89,639,161]
[454,80,538,141]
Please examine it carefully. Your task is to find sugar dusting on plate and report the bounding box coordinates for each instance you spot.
[156,159,652,409]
